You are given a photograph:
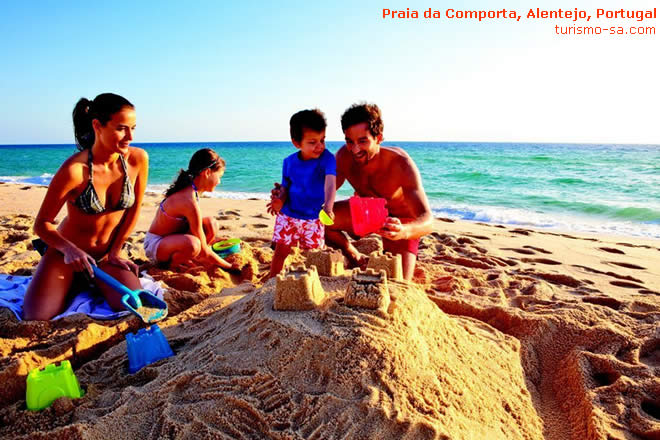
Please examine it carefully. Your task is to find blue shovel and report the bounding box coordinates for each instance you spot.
[92,266,168,323]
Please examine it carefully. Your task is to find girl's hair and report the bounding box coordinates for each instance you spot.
[165,148,225,198]
[72,93,134,151]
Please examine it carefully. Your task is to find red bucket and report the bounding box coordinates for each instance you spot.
[349,196,388,236]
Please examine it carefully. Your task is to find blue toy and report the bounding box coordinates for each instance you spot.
[93,266,167,323]
[126,324,174,374]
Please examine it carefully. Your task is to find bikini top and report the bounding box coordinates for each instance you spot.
[158,183,199,222]
[74,151,135,215]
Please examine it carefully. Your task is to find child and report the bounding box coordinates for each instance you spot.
[267,109,337,278]
[145,148,235,271]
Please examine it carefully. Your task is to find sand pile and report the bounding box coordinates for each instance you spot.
[1,278,544,439]
[416,229,660,440]
[0,187,659,440]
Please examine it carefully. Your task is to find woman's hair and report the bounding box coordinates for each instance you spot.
[164,148,226,198]
[72,93,134,151]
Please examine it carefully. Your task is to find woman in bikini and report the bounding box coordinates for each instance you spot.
[145,148,234,271]
[24,93,149,320]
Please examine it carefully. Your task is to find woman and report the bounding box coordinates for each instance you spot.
[145,148,234,271]
[23,93,149,320]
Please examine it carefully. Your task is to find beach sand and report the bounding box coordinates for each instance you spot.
[0,182,658,439]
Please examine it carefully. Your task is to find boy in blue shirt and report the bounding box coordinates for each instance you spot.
[267,109,337,278]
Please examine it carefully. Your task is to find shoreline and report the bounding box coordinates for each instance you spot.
[1,180,658,242]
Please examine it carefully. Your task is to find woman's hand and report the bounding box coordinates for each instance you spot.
[106,252,139,276]
[61,244,97,277]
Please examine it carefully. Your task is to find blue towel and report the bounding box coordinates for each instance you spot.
[0,273,165,321]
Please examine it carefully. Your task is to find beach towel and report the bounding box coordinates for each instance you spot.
[0,273,165,321]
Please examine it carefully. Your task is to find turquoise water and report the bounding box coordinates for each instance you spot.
[1,142,659,238]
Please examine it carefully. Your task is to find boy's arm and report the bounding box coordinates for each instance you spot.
[323,175,336,217]
[267,161,289,215]
[322,151,337,217]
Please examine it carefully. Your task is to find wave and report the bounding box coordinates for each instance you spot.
[0,174,54,186]
[3,177,658,238]
[429,202,660,239]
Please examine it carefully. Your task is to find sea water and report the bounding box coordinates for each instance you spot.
[1,142,658,238]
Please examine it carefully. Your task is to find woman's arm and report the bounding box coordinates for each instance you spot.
[33,156,97,275]
[106,149,149,272]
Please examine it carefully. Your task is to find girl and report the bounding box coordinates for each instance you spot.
[24,93,149,320]
[145,148,234,271]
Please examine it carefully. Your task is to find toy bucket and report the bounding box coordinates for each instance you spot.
[212,238,241,257]
[349,196,388,236]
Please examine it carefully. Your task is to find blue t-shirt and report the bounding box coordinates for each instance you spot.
[281,149,336,220]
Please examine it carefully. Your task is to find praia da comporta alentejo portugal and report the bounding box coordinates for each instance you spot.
[382,7,656,22]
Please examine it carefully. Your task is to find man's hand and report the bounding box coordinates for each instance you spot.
[378,217,409,241]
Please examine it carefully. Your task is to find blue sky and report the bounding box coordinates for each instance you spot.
[1,0,658,144]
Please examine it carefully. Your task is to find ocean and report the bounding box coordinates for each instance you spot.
[1,142,659,239]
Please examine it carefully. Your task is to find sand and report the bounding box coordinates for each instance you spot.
[0,182,658,439]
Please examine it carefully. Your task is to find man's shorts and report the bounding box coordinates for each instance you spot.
[383,237,420,256]
[273,212,325,249]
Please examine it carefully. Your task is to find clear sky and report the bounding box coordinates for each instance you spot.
[1,0,658,144]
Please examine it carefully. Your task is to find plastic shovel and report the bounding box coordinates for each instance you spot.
[92,266,168,323]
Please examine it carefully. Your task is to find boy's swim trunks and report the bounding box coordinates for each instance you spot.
[273,212,325,249]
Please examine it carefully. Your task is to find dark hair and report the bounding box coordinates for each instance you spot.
[72,93,134,151]
[289,109,327,143]
[164,148,226,198]
[341,103,384,138]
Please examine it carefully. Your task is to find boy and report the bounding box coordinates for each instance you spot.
[267,109,337,278]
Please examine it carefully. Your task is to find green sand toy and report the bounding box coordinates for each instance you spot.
[212,238,241,257]
[26,360,84,410]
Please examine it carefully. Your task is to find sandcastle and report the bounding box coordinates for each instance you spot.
[367,251,403,281]
[274,265,325,311]
[354,235,383,255]
[305,249,345,276]
[345,268,390,311]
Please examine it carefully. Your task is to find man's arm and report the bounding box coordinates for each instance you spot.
[379,155,433,241]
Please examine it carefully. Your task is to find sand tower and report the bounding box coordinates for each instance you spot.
[345,268,390,311]
[305,249,345,276]
[354,235,383,255]
[367,251,403,281]
[274,265,325,311]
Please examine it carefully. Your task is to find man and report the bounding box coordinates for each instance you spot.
[325,103,433,280]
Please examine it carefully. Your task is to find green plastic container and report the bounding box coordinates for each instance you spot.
[212,238,241,257]
[26,360,84,410]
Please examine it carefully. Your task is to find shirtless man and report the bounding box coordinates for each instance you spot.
[270,103,433,280]
[325,103,433,280]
